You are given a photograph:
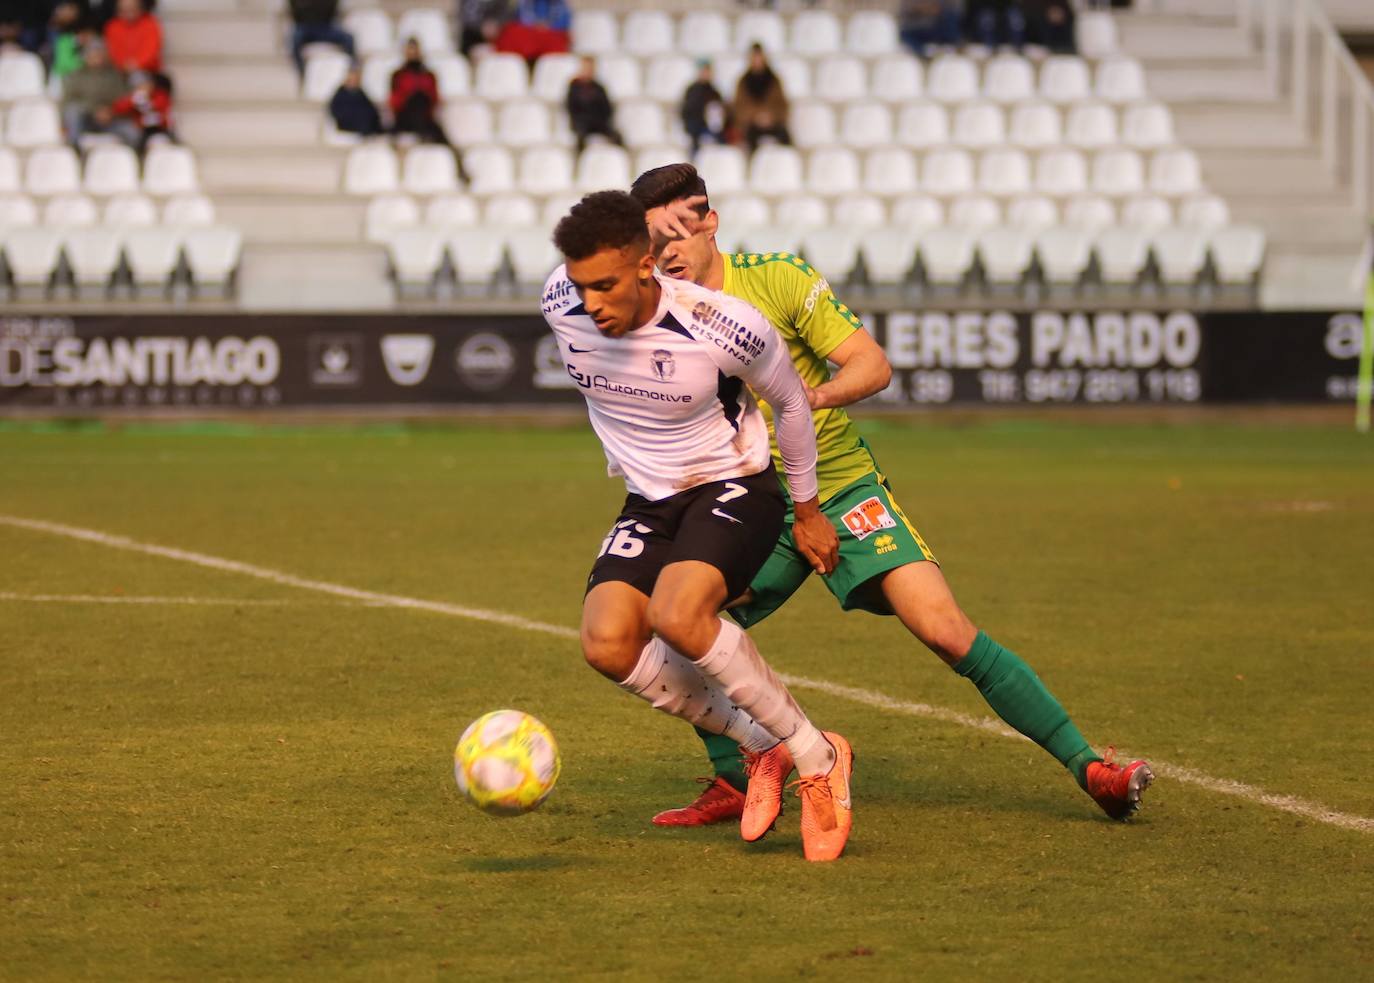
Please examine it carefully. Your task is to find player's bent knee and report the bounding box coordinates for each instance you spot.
[644,601,713,660]
[580,625,645,682]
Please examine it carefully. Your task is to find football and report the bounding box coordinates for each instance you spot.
[454,710,561,816]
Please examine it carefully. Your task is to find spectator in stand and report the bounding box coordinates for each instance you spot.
[733,43,790,154]
[566,55,622,155]
[966,0,1026,49]
[1,0,48,51]
[61,37,134,145]
[1025,0,1075,53]
[680,60,728,157]
[44,2,85,79]
[329,65,382,137]
[287,0,354,77]
[458,0,512,57]
[898,0,963,56]
[109,69,175,155]
[389,38,450,144]
[496,0,569,65]
[104,0,161,73]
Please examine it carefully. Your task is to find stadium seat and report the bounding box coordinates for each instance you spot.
[834,194,887,229]
[790,103,837,149]
[449,229,507,288]
[361,54,402,104]
[0,51,45,100]
[891,195,944,230]
[896,102,950,150]
[953,102,1007,149]
[978,227,1035,285]
[634,145,689,176]
[1034,148,1088,196]
[1210,224,1266,284]
[734,10,786,52]
[365,193,420,242]
[395,8,454,56]
[183,225,243,291]
[1178,194,1231,230]
[432,54,471,99]
[576,143,631,191]
[43,194,98,227]
[846,11,900,55]
[506,227,562,285]
[530,53,579,103]
[622,10,675,55]
[983,55,1035,104]
[475,53,528,100]
[25,146,81,196]
[83,144,141,197]
[571,10,618,55]
[441,99,494,146]
[978,148,1032,196]
[64,227,123,293]
[840,104,893,150]
[807,147,861,197]
[4,227,64,289]
[1095,227,1151,285]
[712,53,746,93]
[320,118,363,147]
[0,193,37,230]
[815,57,868,104]
[678,12,731,58]
[870,54,923,103]
[1036,226,1094,285]
[615,100,668,148]
[0,148,19,194]
[388,226,448,290]
[949,196,1002,231]
[1096,57,1148,105]
[462,145,514,195]
[540,193,580,227]
[1091,148,1146,197]
[143,146,198,196]
[1008,101,1062,149]
[343,142,399,195]
[162,194,215,227]
[860,227,919,284]
[343,8,393,57]
[774,196,829,235]
[1121,102,1175,149]
[1150,148,1204,196]
[1120,195,1174,231]
[1065,102,1118,149]
[303,49,351,102]
[517,146,574,197]
[749,144,804,195]
[123,227,183,291]
[921,148,975,196]
[594,54,640,102]
[918,227,977,285]
[1152,227,1210,285]
[927,54,979,104]
[799,229,859,280]
[863,147,919,196]
[772,57,811,100]
[1063,195,1117,232]
[1039,56,1092,104]
[1076,11,1119,60]
[482,193,539,226]
[643,55,697,104]
[425,193,480,229]
[791,11,841,57]
[1006,195,1059,232]
[5,99,61,148]
[714,195,770,228]
[496,99,552,148]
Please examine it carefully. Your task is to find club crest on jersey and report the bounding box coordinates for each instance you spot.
[650,349,676,381]
[842,497,898,541]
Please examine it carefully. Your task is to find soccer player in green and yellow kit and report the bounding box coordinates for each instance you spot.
[628,163,1153,826]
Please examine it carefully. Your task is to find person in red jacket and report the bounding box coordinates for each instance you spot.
[388,38,451,145]
[104,0,162,73]
[110,70,174,154]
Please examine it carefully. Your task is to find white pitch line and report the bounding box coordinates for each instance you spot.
[0,591,334,607]
[3,512,1369,835]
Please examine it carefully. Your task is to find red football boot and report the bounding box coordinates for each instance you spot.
[1085,747,1154,821]
[651,777,746,827]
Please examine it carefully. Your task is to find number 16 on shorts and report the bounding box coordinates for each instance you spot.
[599,519,651,559]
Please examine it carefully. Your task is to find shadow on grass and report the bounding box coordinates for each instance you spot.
[462,854,577,874]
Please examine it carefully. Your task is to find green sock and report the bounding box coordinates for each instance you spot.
[955,631,1101,790]
[693,726,748,792]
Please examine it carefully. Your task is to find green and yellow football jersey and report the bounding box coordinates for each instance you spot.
[721,251,877,504]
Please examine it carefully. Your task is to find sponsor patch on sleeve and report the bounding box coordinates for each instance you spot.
[841,496,898,541]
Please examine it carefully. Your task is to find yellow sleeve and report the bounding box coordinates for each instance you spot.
[773,256,865,360]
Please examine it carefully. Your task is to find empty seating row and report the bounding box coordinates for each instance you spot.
[0,50,48,102]
[0,144,198,196]
[0,224,243,294]
[0,192,216,229]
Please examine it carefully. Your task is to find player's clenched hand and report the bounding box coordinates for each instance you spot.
[792,500,839,576]
[646,196,708,242]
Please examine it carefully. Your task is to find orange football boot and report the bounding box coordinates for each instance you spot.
[1085,747,1154,821]
[791,732,854,863]
[651,777,745,827]
[739,742,795,842]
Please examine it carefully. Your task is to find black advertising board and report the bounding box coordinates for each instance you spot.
[0,310,1365,409]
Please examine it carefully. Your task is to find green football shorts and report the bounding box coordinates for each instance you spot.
[729,471,937,628]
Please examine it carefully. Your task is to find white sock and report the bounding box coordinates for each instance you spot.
[692,619,836,777]
[618,637,775,753]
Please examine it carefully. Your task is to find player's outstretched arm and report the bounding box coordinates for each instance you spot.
[805,328,892,410]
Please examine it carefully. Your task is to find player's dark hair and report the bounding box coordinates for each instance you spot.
[630,163,710,218]
[552,191,650,260]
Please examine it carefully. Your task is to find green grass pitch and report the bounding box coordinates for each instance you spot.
[1,416,1370,980]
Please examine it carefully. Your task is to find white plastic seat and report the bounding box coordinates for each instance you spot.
[891,196,944,231]
[162,194,215,228]
[0,51,45,100]
[142,146,198,196]
[425,193,480,229]
[790,103,837,149]
[1150,148,1204,196]
[1091,148,1145,197]
[833,194,887,229]
[748,144,804,195]
[921,148,975,197]
[772,57,811,100]
[1008,102,1061,149]
[1120,195,1173,231]
[712,195,769,229]
[441,99,494,145]
[814,57,867,104]
[506,226,562,284]
[896,103,950,150]
[1039,56,1092,104]
[1095,227,1151,285]
[6,99,61,148]
[839,104,893,150]
[1006,195,1058,231]
[540,193,580,228]
[871,55,923,103]
[953,102,1006,149]
[184,225,243,288]
[643,56,697,104]
[475,53,529,100]
[1096,57,1148,105]
[1036,226,1094,285]
[449,228,506,286]
[431,54,471,99]
[634,145,689,176]
[927,54,979,104]
[622,11,675,56]
[777,195,829,232]
[1034,148,1088,197]
[846,11,899,56]
[497,99,552,148]
[482,193,539,226]
[695,145,746,195]
[678,12,732,58]
[799,229,859,280]
[395,8,454,57]
[123,227,183,289]
[4,227,64,287]
[1178,194,1231,230]
[983,55,1035,104]
[860,228,919,284]
[1063,195,1116,232]
[1152,227,1210,285]
[571,10,618,55]
[462,145,515,195]
[616,101,668,149]
[518,146,574,197]
[919,227,976,285]
[807,147,861,197]
[360,53,401,104]
[64,227,123,289]
[0,193,37,229]
[576,143,631,191]
[42,194,98,227]
[1211,225,1266,284]
[303,49,351,102]
[790,11,841,57]
[1076,12,1120,60]
[599,54,642,102]
[978,148,1032,197]
[343,142,399,195]
[531,53,580,103]
[343,8,393,58]
[734,11,786,53]
[365,193,420,242]
[0,148,19,193]
[863,148,919,196]
[1121,102,1175,149]
[949,196,1002,231]
[1065,103,1118,149]
[25,146,81,196]
[978,227,1035,285]
[388,226,447,287]
[83,144,141,196]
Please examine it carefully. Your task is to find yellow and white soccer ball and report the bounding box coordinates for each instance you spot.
[454,709,561,816]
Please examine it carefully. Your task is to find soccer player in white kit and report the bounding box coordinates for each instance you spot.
[542,190,855,862]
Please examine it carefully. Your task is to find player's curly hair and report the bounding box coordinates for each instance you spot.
[552,191,649,260]
[629,164,711,218]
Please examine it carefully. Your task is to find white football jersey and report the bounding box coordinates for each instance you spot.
[541,267,819,504]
